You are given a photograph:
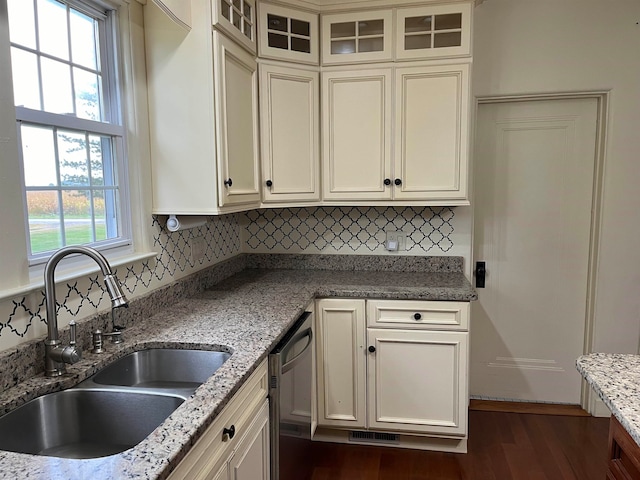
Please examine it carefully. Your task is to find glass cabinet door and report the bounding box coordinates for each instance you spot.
[395,3,472,61]
[258,3,318,65]
[321,10,392,65]
[213,0,256,53]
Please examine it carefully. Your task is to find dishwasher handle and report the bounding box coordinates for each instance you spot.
[280,327,313,375]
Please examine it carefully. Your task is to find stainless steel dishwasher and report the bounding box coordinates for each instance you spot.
[269,310,315,480]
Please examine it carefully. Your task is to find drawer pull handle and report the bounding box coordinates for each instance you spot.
[368,346,376,353]
[414,313,422,320]
[222,425,236,441]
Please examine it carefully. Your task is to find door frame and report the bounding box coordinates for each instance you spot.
[471,91,610,414]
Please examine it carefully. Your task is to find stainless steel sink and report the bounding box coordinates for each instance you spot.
[0,348,232,458]
[86,348,231,392]
[0,389,184,458]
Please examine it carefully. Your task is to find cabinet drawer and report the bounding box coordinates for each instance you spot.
[367,300,469,331]
[168,360,268,480]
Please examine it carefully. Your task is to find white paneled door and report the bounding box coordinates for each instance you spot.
[472,98,598,403]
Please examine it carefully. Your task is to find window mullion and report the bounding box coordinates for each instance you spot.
[66,4,79,118]
[52,127,66,248]
[85,132,97,243]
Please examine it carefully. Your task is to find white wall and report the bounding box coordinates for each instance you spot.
[473,0,640,354]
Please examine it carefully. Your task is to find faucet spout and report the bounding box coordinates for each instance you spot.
[44,246,129,377]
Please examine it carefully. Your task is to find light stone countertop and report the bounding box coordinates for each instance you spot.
[0,267,476,480]
[577,353,640,446]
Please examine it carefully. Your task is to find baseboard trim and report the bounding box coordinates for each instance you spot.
[469,399,591,416]
[312,427,468,453]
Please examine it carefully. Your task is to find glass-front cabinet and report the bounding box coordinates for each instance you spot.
[395,3,472,60]
[321,10,393,65]
[212,0,257,53]
[258,3,319,64]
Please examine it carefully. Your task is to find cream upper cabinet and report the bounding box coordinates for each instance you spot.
[316,298,470,447]
[321,10,393,65]
[322,68,393,201]
[395,3,472,61]
[214,31,261,208]
[393,62,470,201]
[259,63,320,203]
[212,0,257,53]
[258,3,319,65]
[322,62,469,203]
[145,0,260,215]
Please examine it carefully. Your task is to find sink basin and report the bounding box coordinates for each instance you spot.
[88,348,231,391]
[0,389,184,458]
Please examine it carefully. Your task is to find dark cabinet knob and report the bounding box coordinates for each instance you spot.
[368,346,376,353]
[222,425,236,441]
[414,313,422,321]
[266,180,273,187]
[383,178,391,186]
[224,178,233,187]
[394,178,402,186]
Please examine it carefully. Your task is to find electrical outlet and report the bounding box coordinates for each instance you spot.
[191,236,206,262]
[385,231,406,251]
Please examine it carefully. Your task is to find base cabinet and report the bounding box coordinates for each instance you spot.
[367,328,467,436]
[315,298,469,446]
[228,401,270,480]
[607,415,640,480]
[168,361,269,480]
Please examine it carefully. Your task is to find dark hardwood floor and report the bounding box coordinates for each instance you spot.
[303,410,610,480]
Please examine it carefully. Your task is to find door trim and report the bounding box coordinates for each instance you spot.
[472,91,609,414]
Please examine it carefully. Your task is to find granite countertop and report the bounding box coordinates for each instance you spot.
[577,353,640,446]
[0,267,476,480]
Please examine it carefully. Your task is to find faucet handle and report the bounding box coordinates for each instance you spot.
[60,345,82,364]
[69,320,77,346]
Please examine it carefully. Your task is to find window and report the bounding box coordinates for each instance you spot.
[7,0,130,263]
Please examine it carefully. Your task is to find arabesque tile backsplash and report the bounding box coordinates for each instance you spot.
[0,206,466,350]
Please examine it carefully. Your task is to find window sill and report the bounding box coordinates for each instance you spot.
[0,251,158,302]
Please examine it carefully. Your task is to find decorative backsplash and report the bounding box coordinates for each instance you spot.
[242,206,465,255]
[0,206,467,350]
[0,215,242,351]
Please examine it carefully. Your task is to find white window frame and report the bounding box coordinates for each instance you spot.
[9,0,132,267]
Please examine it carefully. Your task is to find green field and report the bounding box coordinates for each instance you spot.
[29,223,107,254]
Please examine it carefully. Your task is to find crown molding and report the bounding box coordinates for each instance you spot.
[263,0,474,13]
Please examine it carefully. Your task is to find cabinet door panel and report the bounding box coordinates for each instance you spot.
[322,69,392,200]
[316,299,366,428]
[260,64,319,203]
[321,10,393,65]
[229,401,270,480]
[367,329,468,436]
[395,3,472,61]
[214,32,261,207]
[394,63,469,200]
[258,3,319,64]
[212,0,257,54]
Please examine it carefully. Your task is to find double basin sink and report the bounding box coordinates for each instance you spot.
[0,348,231,459]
